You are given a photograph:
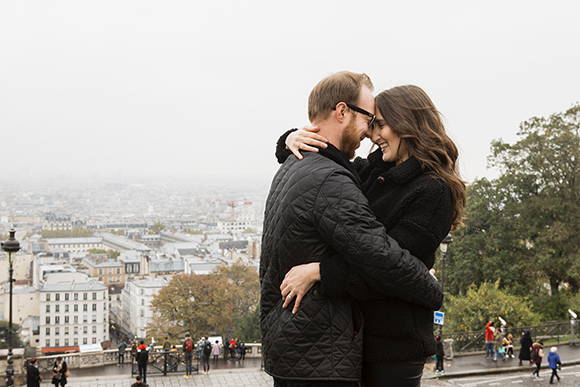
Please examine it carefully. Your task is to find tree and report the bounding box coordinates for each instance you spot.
[0,321,24,349]
[88,248,120,259]
[446,104,579,320]
[150,222,166,234]
[445,282,541,333]
[148,273,235,339]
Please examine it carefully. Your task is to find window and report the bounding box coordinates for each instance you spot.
[117,268,120,274]
[99,268,103,275]
[74,293,78,300]
[83,326,88,334]
[45,339,50,347]
[83,293,88,300]
[55,327,60,335]
[64,338,69,346]
[65,327,69,335]
[141,299,144,306]
[55,339,59,346]
[92,337,97,344]
[45,316,50,324]
[46,327,50,335]
[92,326,97,334]
[92,315,97,323]
[92,304,97,311]
[74,338,78,345]
[55,316,60,324]
[83,304,88,312]
[83,338,87,344]
[140,309,144,318]
[83,315,88,323]
[46,294,50,301]
[65,293,69,301]
[55,294,60,301]
[55,305,59,313]
[74,326,78,335]
[65,305,69,313]
[65,316,69,324]
[46,305,50,313]
[74,316,78,323]
[74,304,78,312]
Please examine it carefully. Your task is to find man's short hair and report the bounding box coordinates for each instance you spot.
[308,71,373,123]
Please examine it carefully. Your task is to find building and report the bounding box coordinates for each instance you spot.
[120,278,167,338]
[183,256,223,275]
[83,257,125,286]
[217,220,255,233]
[0,285,39,326]
[39,272,108,353]
[44,237,103,254]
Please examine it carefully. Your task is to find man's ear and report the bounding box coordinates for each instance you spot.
[334,102,348,123]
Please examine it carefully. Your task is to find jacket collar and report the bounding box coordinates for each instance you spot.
[318,143,361,186]
[368,148,423,185]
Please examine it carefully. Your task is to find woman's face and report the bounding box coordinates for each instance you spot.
[370,110,408,164]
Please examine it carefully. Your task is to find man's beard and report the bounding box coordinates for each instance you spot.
[340,119,360,160]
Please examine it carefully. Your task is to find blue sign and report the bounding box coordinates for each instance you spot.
[434,311,445,325]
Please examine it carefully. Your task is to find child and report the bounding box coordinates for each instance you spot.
[497,345,506,361]
[547,347,562,384]
[435,335,445,375]
[503,333,515,358]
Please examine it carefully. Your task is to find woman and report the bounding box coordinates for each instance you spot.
[276,85,465,386]
[51,356,68,387]
[519,330,533,366]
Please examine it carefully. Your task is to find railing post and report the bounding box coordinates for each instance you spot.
[163,352,167,376]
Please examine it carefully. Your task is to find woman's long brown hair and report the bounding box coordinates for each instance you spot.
[375,85,466,230]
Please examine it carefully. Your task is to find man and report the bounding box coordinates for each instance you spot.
[131,375,147,387]
[162,336,171,352]
[182,333,195,379]
[201,336,212,374]
[117,341,127,365]
[260,71,443,386]
[136,340,149,384]
[26,358,42,387]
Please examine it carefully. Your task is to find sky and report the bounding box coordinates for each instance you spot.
[0,0,578,188]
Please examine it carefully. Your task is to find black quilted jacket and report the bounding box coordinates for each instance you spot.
[260,143,443,381]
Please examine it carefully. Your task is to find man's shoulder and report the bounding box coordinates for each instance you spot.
[279,152,357,187]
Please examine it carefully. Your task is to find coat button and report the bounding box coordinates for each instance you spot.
[376,176,385,184]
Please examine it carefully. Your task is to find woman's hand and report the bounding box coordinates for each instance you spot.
[280,262,321,314]
[286,126,329,160]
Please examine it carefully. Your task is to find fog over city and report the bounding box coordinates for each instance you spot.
[1,0,579,188]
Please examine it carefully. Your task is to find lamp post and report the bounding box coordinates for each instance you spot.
[2,229,20,387]
[438,234,453,335]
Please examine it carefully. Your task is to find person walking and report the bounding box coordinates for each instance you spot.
[211,340,221,362]
[434,336,444,375]
[118,341,127,365]
[485,321,496,360]
[162,337,171,352]
[531,340,544,379]
[183,333,195,379]
[519,330,533,366]
[136,340,149,384]
[201,336,212,374]
[26,358,42,387]
[548,347,562,384]
[239,341,247,361]
[51,356,68,387]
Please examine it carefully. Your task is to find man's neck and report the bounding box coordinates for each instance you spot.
[312,122,344,153]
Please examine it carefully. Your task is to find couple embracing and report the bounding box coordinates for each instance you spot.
[259,71,465,387]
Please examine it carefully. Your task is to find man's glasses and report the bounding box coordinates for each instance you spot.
[344,103,376,128]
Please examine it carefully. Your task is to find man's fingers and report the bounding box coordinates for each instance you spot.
[283,291,295,309]
[292,294,304,314]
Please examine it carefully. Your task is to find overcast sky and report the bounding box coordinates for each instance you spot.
[1,1,578,187]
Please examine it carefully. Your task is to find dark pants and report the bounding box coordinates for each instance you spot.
[201,355,210,372]
[436,357,444,371]
[274,379,357,387]
[362,360,424,387]
[550,368,560,383]
[185,352,193,375]
[118,353,125,364]
[532,361,541,376]
[138,363,147,383]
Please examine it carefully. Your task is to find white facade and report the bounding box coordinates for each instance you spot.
[39,273,108,349]
[45,237,103,254]
[216,220,254,233]
[0,286,39,326]
[120,278,167,338]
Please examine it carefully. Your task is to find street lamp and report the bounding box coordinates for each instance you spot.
[1,229,20,387]
[438,234,453,336]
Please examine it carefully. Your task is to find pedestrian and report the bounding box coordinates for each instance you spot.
[162,336,171,352]
[530,340,544,379]
[503,333,515,358]
[434,336,444,375]
[518,330,533,366]
[131,375,148,387]
[117,341,127,365]
[201,336,212,374]
[547,347,562,384]
[495,326,505,361]
[182,333,195,379]
[239,341,247,361]
[485,321,496,360]
[51,356,68,387]
[211,340,220,362]
[229,337,237,359]
[26,358,42,387]
[136,340,149,384]
[131,339,138,361]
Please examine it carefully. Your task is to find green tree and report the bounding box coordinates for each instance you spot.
[150,222,166,234]
[88,248,120,259]
[41,227,93,238]
[0,321,24,349]
[445,282,541,333]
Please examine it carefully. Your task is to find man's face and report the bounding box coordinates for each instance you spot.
[341,86,375,159]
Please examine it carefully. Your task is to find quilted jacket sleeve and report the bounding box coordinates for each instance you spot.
[313,170,443,310]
